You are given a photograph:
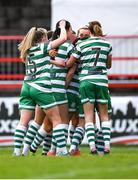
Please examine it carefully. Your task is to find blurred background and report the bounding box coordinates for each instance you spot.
[0,0,138,146]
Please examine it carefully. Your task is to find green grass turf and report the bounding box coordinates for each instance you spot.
[0,145,138,179]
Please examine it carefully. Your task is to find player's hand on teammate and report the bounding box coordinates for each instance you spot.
[49,49,57,57]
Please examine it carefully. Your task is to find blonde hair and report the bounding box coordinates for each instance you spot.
[88,21,104,37]
[18,27,47,62]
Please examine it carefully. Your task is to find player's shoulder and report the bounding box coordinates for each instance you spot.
[99,37,112,47]
[76,37,91,47]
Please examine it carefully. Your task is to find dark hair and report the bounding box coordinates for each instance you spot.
[34,30,46,43]
[72,30,76,34]
[47,30,53,40]
[52,20,71,40]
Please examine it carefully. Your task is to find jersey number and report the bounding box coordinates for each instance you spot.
[92,47,101,66]
[27,59,36,74]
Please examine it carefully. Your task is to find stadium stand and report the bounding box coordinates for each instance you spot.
[0,0,51,35]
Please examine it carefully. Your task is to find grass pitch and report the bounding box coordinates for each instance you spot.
[0,145,138,179]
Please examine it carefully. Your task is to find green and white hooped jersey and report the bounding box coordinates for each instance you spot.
[72,37,112,87]
[24,42,52,93]
[50,41,74,93]
[67,70,79,96]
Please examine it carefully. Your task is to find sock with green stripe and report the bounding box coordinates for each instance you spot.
[96,129,104,154]
[69,124,75,143]
[13,125,27,156]
[101,121,111,150]
[94,125,99,135]
[22,121,40,156]
[63,124,69,143]
[47,124,68,155]
[30,126,47,153]
[53,124,68,155]
[69,126,85,152]
[47,135,57,154]
[85,122,96,151]
[42,132,52,155]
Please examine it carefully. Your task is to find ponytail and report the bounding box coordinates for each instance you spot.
[18,27,48,62]
[51,28,60,41]
[18,27,37,62]
[88,21,104,37]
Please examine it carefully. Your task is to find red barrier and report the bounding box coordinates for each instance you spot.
[0,35,138,89]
